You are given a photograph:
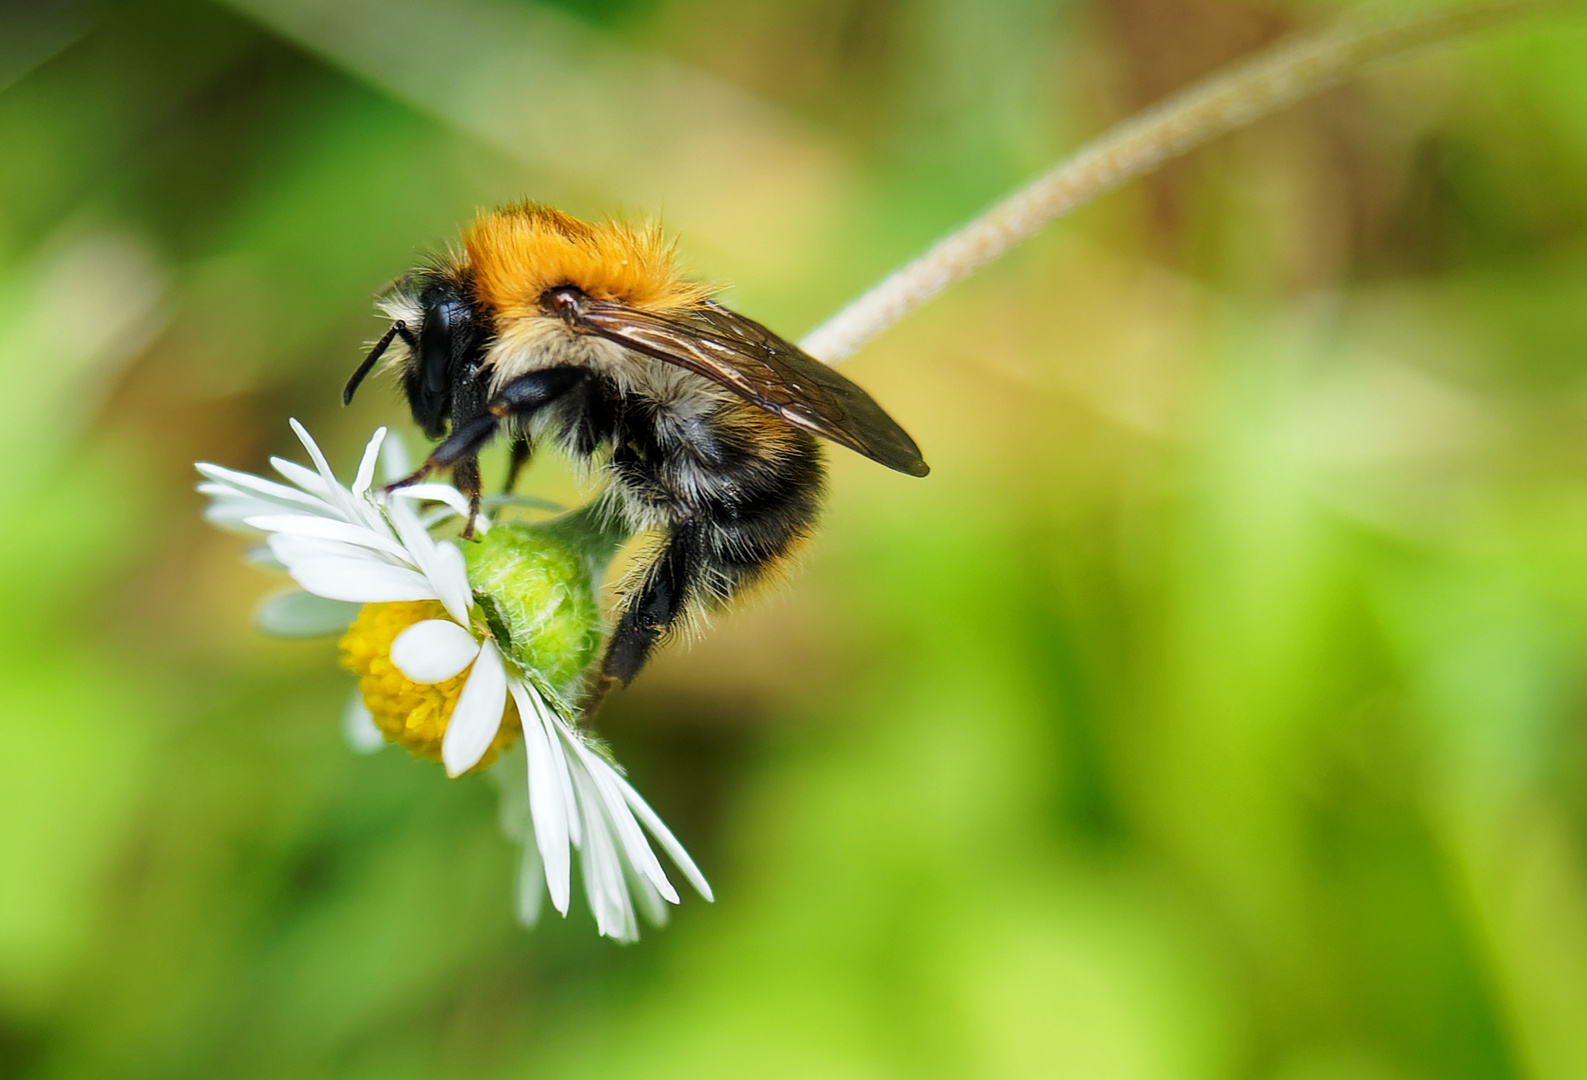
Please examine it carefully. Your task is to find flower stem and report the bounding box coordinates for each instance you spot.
[800,0,1577,364]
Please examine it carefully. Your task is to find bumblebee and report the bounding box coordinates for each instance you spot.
[344,204,928,689]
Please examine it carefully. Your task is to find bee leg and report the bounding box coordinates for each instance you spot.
[427,367,582,489]
[431,418,494,538]
[505,434,533,493]
[387,367,582,510]
[384,461,434,490]
[453,454,483,541]
[602,521,702,685]
[382,412,498,494]
[579,673,620,723]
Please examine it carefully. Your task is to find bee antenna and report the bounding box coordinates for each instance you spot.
[344,321,408,405]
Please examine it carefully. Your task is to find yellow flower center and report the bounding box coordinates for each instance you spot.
[339,600,520,772]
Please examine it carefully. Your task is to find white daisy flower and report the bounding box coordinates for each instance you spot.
[197,420,711,940]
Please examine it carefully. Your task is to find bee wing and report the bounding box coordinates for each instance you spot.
[572,299,930,477]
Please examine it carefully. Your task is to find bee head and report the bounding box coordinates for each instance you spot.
[346,269,488,441]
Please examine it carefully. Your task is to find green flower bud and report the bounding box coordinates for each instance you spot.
[462,506,629,703]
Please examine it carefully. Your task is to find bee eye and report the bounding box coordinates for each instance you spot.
[422,301,459,394]
[543,286,586,319]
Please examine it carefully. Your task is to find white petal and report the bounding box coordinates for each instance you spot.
[387,499,473,626]
[385,494,433,555]
[419,507,459,531]
[392,484,491,536]
[430,541,474,624]
[287,556,437,604]
[543,710,584,848]
[267,531,360,563]
[195,463,330,513]
[270,457,332,496]
[576,741,678,904]
[517,836,546,928]
[290,417,341,493]
[487,744,546,926]
[243,545,286,572]
[196,482,277,511]
[202,502,269,536]
[255,590,361,637]
[348,490,394,537]
[380,429,412,484]
[267,531,392,571]
[199,487,286,528]
[626,862,672,927]
[352,427,387,495]
[246,513,409,559]
[490,744,532,841]
[441,640,507,777]
[287,418,368,523]
[391,619,481,683]
[510,680,571,917]
[342,690,386,754]
[572,765,638,942]
[391,483,471,516]
[613,771,714,902]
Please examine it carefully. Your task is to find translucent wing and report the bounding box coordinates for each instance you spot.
[568,297,929,477]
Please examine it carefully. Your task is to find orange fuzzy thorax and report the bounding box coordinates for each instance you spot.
[465,204,715,317]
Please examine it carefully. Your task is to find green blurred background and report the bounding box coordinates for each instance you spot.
[5,0,1587,1076]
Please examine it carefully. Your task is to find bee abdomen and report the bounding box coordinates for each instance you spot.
[700,470,824,596]
[627,401,825,603]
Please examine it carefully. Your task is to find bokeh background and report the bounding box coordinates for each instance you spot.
[5,0,1587,1076]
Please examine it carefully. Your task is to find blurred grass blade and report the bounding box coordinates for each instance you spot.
[0,230,167,477]
[802,0,1585,362]
[0,0,97,95]
[214,0,844,271]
